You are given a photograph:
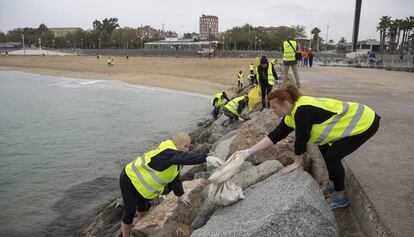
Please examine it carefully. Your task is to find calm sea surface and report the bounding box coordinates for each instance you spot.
[0,71,210,236]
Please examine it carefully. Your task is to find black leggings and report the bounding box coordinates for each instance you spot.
[318,115,380,191]
[119,168,151,224]
[260,83,273,109]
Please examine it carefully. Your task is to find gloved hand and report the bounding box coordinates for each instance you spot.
[237,149,250,159]
[178,193,190,206]
[206,156,224,167]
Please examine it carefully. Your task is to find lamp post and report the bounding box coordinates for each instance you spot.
[21,34,25,55]
[81,38,84,49]
[254,36,257,51]
[52,38,55,49]
[98,37,101,49]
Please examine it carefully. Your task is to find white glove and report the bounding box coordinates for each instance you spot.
[206,156,224,167]
[178,193,190,206]
[238,149,250,159]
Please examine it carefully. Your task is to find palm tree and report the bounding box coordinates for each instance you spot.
[387,20,399,53]
[377,16,391,52]
[311,27,321,51]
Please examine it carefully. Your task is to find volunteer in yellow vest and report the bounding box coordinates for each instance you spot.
[233,85,380,209]
[223,95,250,123]
[257,56,278,110]
[249,63,255,75]
[282,35,301,87]
[211,91,230,120]
[120,132,223,237]
[237,70,244,88]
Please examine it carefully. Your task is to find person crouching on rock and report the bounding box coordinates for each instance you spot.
[232,85,380,209]
[223,95,250,124]
[211,91,230,120]
[120,132,223,237]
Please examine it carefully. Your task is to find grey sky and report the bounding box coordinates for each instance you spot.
[0,0,412,43]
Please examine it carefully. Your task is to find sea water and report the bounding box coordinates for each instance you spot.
[0,71,210,236]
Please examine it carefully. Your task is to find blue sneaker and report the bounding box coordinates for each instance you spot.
[330,194,349,209]
[322,184,335,197]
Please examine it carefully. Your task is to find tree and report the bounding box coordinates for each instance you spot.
[387,20,399,53]
[336,37,348,53]
[311,27,321,51]
[102,18,119,35]
[377,16,391,52]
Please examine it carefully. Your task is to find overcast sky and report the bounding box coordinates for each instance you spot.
[0,0,412,42]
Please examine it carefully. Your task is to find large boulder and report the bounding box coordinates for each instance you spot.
[191,160,283,230]
[251,109,280,132]
[229,121,295,166]
[131,179,207,237]
[191,169,339,237]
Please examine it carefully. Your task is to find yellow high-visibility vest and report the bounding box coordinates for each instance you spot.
[211,92,225,107]
[284,96,376,145]
[125,140,180,199]
[249,64,254,71]
[238,73,243,80]
[283,40,297,62]
[268,63,275,86]
[224,96,247,116]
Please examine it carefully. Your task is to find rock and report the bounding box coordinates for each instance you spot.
[132,179,207,237]
[181,164,207,181]
[191,160,283,230]
[189,143,211,154]
[307,144,329,187]
[252,109,281,132]
[239,161,253,172]
[194,171,212,180]
[192,129,211,144]
[211,134,237,161]
[230,160,283,190]
[208,120,241,144]
[191,170,339,237]
[76,198,123,237]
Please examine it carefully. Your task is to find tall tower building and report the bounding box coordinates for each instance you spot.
[199,14,218,40]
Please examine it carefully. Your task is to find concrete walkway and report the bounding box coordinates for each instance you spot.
[300,66,414,237]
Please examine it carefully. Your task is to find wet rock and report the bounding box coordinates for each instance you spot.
[131,179,207,237]
[191,169,339,237]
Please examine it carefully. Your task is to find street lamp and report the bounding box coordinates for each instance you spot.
[52,38,55,48]
[98,37,101,49]
[21,34,25,55]
[254,36,258,51]
[81,38,83,49]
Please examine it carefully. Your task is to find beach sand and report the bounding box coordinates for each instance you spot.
[0,55,413,95]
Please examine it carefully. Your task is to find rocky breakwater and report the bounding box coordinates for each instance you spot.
[77,95,337,236]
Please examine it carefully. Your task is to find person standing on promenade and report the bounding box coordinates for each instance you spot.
[282,35,301,87]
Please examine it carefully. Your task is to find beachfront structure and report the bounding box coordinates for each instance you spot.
[345,39,387,52]
[49,27,83,37]
[199,15,218,40]
[144,38,216,51]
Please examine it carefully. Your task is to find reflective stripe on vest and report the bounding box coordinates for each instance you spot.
[224,96,245,115]
[238,73,243,80]
[211,92,224,107]
[125,140,180,199]
[283,40,297,62]
[268,63,275,85]
[284,96,375,145]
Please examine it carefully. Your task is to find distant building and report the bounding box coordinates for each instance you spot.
[345,39,387,52]
[137,25,178,39]
[199,14,218,40]
[49,27,82,37]
[144,37,216,51]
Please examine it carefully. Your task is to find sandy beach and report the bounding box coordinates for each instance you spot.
[0,55,413,95]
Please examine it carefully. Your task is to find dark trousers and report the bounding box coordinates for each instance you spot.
[238,80,243,88]
[309,57,314,67]
[212,106,220,120]
[318,115,380,191]
[260,83,273,109]
[120,168,151,224]
[223,107,239,123]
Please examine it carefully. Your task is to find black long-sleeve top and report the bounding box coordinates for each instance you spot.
[267,105,336,155]
[237,99,247,114]
[257,63,278,85]
[147,149,207,196]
